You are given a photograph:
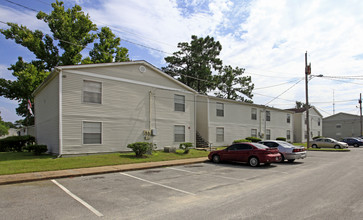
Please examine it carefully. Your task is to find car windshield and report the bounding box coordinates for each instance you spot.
[252,143,269,149]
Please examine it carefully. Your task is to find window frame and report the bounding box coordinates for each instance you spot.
[216,102,224,117]
[174,94,185,112]
[216,127,224,142]
[287,130,291,140]
[251,129,257,137]
[174,125,185,142]
[287,114,291,123]
[251,108,257,120]
[266,129,271,140]
[83,80,102,104]
[266,111,271,121]
[82,121,102,145]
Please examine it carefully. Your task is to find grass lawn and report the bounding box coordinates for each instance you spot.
[0,149,209,176]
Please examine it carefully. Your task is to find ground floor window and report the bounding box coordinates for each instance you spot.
[266,129,271,140]
[251,129,257,137]
[83,121,102,144]
[216,127,224,142]
[174,125,185,142]
[287,130,291,140]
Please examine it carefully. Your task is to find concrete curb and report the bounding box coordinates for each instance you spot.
[0,157,209,185]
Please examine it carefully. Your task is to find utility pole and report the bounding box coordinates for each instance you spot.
[305,52,311,147]
[360,93,362,136]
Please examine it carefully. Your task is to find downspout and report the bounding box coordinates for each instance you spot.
[149,91,152,131]
[58,70,63,157]
[194,94,196,147]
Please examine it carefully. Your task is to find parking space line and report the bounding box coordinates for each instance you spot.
[120,172,196,196]
[166,167,244,181]
[51,180,104,217]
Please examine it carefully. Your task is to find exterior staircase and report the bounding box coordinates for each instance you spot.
[196,131,209,148]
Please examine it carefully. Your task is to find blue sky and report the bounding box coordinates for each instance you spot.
[1,0,363,122]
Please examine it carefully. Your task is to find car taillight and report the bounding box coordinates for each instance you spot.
[293,149,302,152]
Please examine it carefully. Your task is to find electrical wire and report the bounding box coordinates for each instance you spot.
[265,78,304,105]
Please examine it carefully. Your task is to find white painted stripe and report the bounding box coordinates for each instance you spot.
[120,172,195,196]
[167,167,244,181]
[51,180,104,217]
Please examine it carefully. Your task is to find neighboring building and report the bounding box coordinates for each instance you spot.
[287,107,323,143]
[34,61,197,155]
[323,112,363,139]
[196,95,295,147]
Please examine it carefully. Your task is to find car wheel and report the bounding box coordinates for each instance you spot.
[334,145,341,149]
[287,159,295,163]
[312,144,318,148]
[354,144,359,148]
[280,154,285,163]
[248,157,259,167]
[212,154,221,163]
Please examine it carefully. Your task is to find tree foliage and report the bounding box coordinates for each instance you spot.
[0,114,9,136]
[0,0,129,125]
[162,35,222,93]
[295,101,311,109]
[215,65,254,103]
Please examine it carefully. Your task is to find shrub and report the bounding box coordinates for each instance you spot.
[245,137,262,143]
[233,139,251,143]
[179,142,193,154]
[0,135,35,152]
[276,137,286,141]
[27,144,48,155]
[127,142,153,157]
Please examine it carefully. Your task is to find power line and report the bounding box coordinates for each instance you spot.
[254,78,302,90]
[265,77,304,105]
[3,0,38,12]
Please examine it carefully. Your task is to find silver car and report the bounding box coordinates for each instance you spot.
[259,140,307,162]
[310,138,348,149]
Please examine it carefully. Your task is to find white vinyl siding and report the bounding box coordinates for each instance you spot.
[174,125,185,142]
[174,94,185,112]
[216,127,224,142]
[216,102,224,117]
[83,80,102,104]
[251,108,257,120]
[83,121,102,144]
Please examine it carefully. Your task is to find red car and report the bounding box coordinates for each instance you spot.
[208,142,281,167]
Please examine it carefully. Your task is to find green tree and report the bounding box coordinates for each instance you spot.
[295,101,311,109]
[162,35,223,93]
[82,27,130,64]
[0,114,9,136]
[215,65,254,103]
[0,1,129,125]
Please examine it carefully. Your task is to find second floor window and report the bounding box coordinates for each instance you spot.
[216,102,224,117]
[83,80,102,104]
[287,114,291,123]
[318,118,321,126]
[174,95,185,112]
[266,111,271,121]
[251,108,257,120]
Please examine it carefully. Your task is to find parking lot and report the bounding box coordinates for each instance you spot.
[1,148,363,220]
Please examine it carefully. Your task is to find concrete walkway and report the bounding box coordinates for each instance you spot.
[0,157,208,185]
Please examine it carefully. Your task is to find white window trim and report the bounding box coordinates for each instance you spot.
[251,129,257,137]
[82,80,103,104]
[174,94,185,112]
[82,121,103,145]
[216,127,224,142]
[216,102,224,117]
[251,108,257,120]
[174,125,185,142]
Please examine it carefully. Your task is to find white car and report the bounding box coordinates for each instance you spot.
[259,140,307,163]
